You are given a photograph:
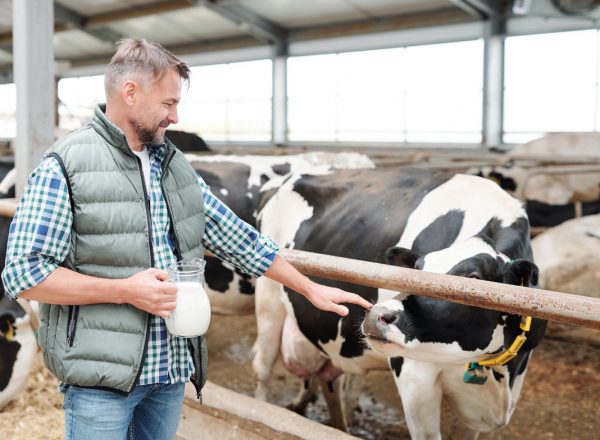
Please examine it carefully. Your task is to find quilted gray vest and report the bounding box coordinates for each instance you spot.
[37,105,207,395]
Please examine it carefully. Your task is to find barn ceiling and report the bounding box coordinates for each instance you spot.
[0,0,598,76]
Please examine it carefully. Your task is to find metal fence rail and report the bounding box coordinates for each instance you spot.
[280,249,600,330]
[2,198,598,330]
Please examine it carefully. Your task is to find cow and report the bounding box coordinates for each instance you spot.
[186,152,375,315]
[165,130,210,152]
[0,295,38,409]
[0,211,32,408]
[0,198,38,409]
[532,214,600,298]
[253,167,547,438]
[473,133,600,227]
[525,197,600,228]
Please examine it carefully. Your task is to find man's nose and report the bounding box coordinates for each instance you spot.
[168,107,178,125]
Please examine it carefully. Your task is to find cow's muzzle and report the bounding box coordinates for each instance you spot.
[361,305,399,342]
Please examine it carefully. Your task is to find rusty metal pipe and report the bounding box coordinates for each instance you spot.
[280,248,600,330]
[2,197,597,329]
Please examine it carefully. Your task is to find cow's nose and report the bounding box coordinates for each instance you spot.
[362,305,399,337]
[378,310,398,326]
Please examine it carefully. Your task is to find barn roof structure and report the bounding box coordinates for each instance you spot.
[1,0,598,80]
[4,0,600,193]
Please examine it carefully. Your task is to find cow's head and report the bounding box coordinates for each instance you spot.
[362,236,538,364]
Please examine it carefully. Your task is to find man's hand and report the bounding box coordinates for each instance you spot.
[19,267,178,315]
[264,255,372,317]
[121,269,178,319]
[303,283,372,316]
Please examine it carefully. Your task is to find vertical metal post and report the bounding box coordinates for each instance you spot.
[482,18,505,149]
[13,0,55,197]
[272,48,288,146]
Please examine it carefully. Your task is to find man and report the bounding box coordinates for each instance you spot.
[1,38,371,439]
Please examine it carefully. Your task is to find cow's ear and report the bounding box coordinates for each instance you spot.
[385,247,421,268]
[489,171,517,192]
[502,259,539,287]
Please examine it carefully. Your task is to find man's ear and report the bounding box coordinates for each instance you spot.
[122,80,138,106]
[502,259,539,287]
[385,247,421,268]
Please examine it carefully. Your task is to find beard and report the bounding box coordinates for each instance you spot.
[129,117,166,148]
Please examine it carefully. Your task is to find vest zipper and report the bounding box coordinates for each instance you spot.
[161,150,183,260]
[134,155,155,267]
[65,305,79,352]
[161,183,182,261]
[131,155,154,390]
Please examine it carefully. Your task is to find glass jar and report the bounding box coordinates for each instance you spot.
[165,258,211,337]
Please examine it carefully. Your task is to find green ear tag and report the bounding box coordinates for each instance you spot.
[463,362,488,385]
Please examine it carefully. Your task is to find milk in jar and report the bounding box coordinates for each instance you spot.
[165,259,211,337]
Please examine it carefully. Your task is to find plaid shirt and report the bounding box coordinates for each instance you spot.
[2,146,278,385]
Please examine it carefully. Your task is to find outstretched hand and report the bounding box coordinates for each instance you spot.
[265,255,372,317]
[303,282,372,316]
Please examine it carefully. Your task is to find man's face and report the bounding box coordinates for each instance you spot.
[128,68,182,147]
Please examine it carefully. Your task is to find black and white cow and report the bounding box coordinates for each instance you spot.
[186,152,374,315]
[472,133,600,228]
[474,133,600,207]
[253,167,547,438]
[525,197,600,227]
[0,206,38,409]
[165,130,210,152]
[0,295,38,409]
[475,164,600,227]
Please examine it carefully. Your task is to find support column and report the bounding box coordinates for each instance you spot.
[272,53,288,146]
[482,18,505,149]
[13,0,55,197]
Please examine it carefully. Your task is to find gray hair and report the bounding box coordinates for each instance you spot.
[104,38,190,96]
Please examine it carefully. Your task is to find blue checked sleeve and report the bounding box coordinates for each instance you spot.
[198,177,279,278]
[1,157,73,298]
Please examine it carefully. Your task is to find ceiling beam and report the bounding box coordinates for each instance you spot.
[0,4,125,52]
[3,4,478,73]
[290,7,474,41]
[3,1,195,51]
[63,36,263,69]
[54,3,124,43]
[0,23,70,54]
[198,0,288,53]
[449,0,501,19]
[41,7,476,70]
[84,0,197,27]
[163,35,266,56]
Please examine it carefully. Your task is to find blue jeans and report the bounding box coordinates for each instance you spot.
[61,382,185,440]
